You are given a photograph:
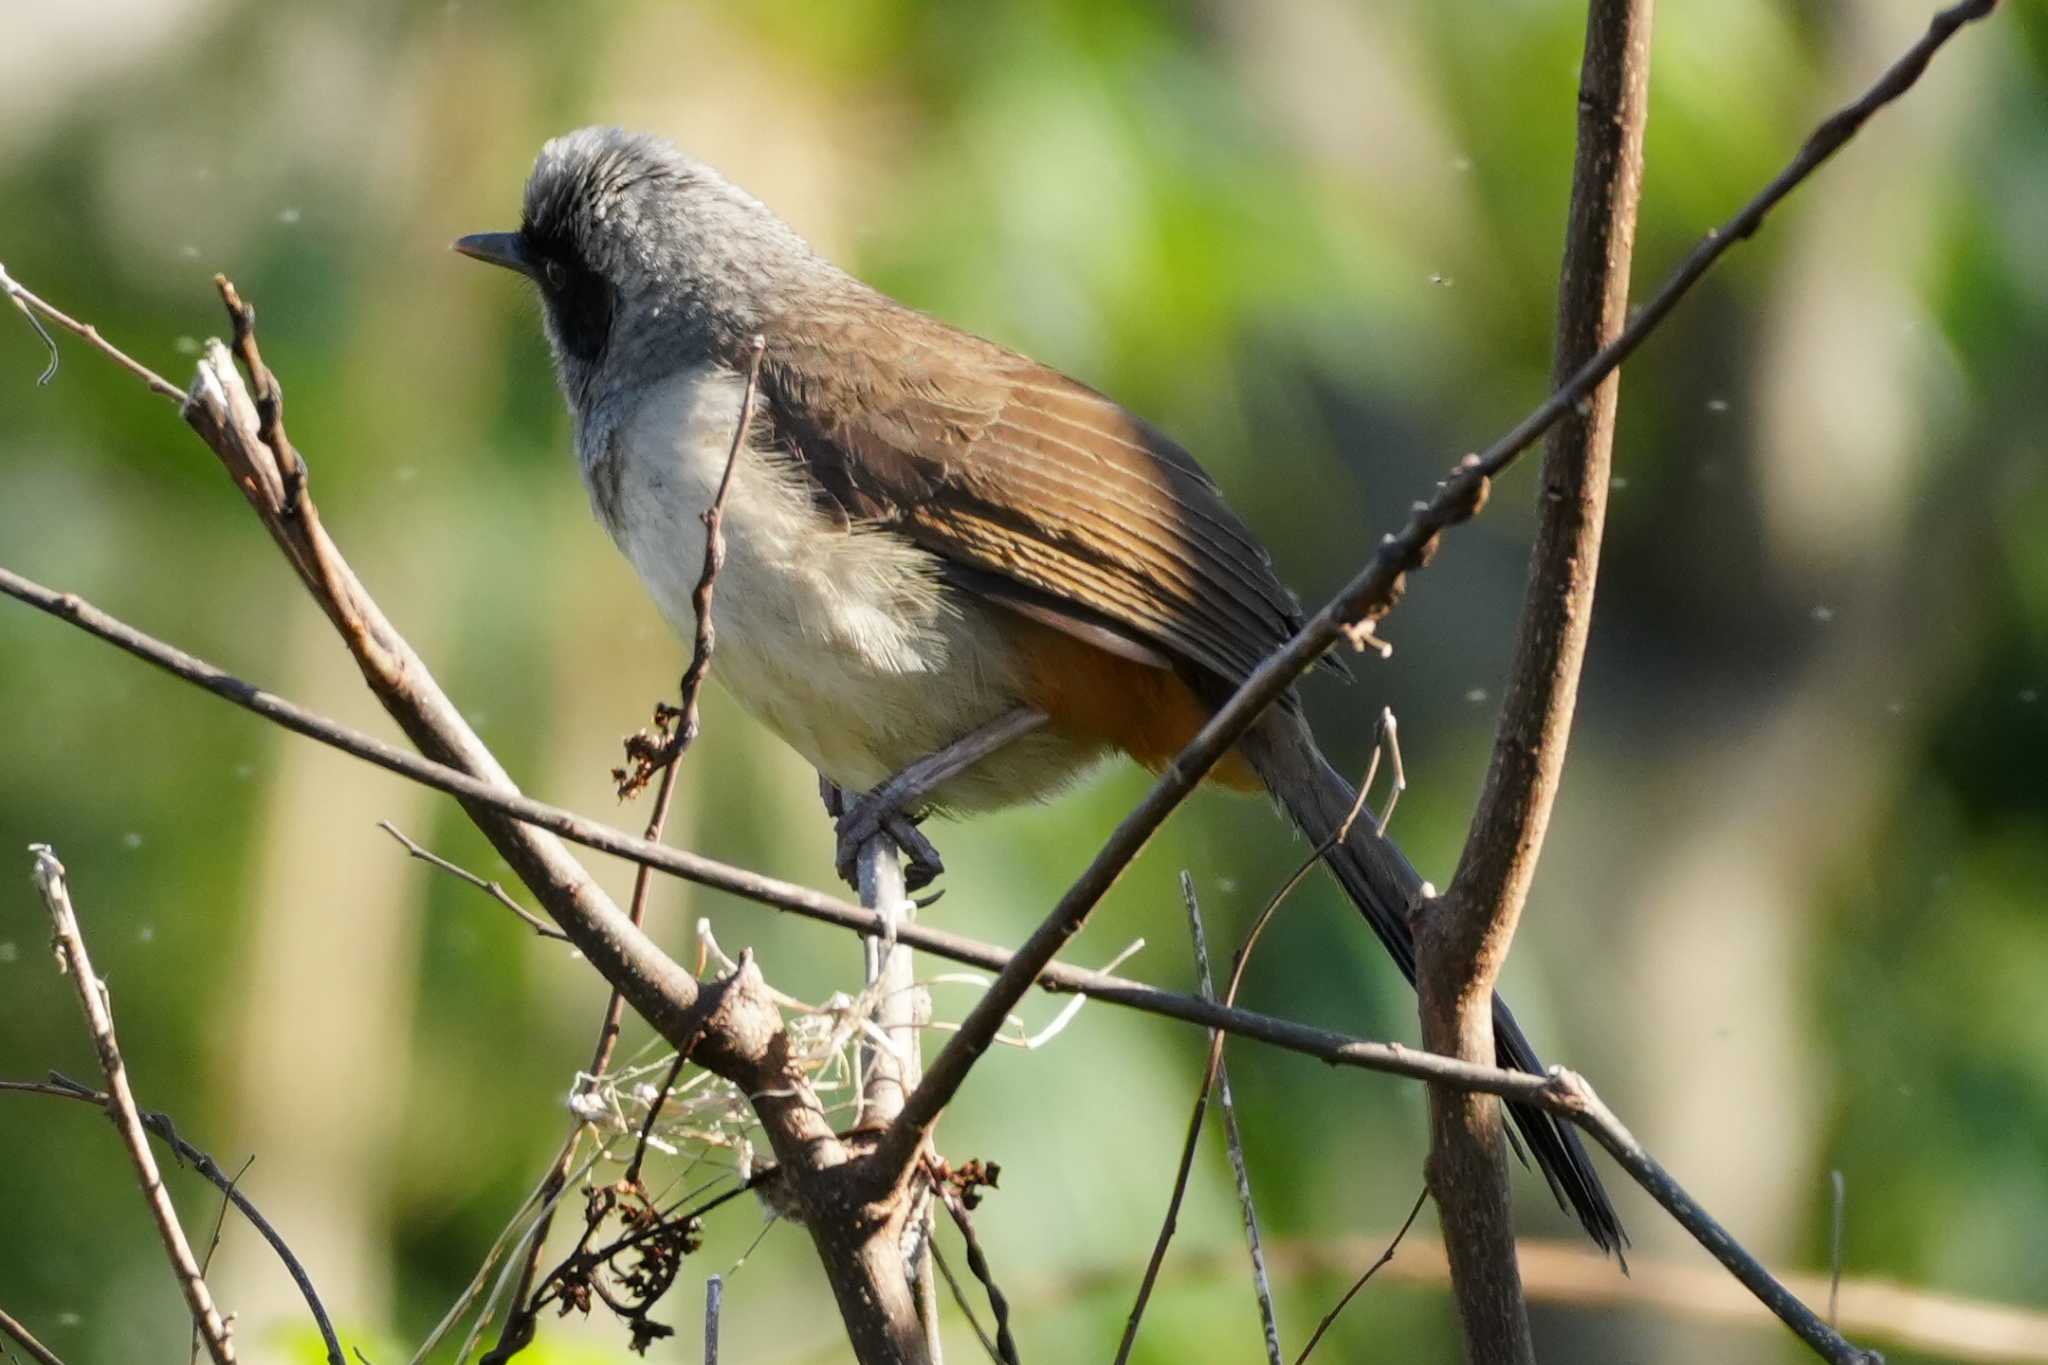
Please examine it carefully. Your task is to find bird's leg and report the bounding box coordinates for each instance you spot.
[825,705,1050,893]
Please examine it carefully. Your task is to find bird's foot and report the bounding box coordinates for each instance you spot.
[818,776,946,893]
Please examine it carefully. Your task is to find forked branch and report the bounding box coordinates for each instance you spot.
[1414,1,1650,1360]
[882,2,2002,1198]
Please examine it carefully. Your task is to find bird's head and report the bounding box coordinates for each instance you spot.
[456,126,819,401]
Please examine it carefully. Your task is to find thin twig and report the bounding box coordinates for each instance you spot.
[0,1076,343,1364]
[1189,878,1282,1365]
[1116,773,1379,1363]
[0,1307,66,1365]
[858,829,915,1128]
[1830,1170,1846,1329]
[0,558,1465,1068]
[190,1155,254,1365]
[0,262,61,387]
[1111,1068,1215,1364]
[1,264,182,400]
[482,761,687,1365]
[704,1275,722,1365]
[489,338,764,1364]
[1295,1188,1428,1363]
[1014,1235,2048,1364]
[182,288,911,1361]
[933,1245,1003,1364]
[883,0,2004,1214]
[30,848,235,1364]
[671,334,764,768]
[622,1052,691,1189]
[0,559,1881,1361]
[937,1190,1019,1365]
[378,821,569,941]
[421,1137,598,1365]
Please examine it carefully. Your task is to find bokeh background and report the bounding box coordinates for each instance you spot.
[4,2,2045,1361]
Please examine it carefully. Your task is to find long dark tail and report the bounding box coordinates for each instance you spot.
[1243,711,1627,1257]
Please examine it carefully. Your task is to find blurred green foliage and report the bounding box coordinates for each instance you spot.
[2,2,2043,1362]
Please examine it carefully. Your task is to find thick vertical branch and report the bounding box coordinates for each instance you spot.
[856,836,939,1360]
[1416,2,1653,1360]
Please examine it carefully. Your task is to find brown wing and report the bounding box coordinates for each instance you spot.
[744,292,1312,690]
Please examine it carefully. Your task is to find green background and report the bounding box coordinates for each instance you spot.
[3,2,2045,1361]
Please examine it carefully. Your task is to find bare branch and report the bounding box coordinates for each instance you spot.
[30,848,235,1364]
[1188,881,1282,1365]
[3,11,2008,1329]
[1029,1235,2048,1364]
[1,559,1884,1359]
[0,1076,342,1364]
[855,829,941,1359]
[1295,1188,1427,1364]
[190,1155,253,1365]
[1415,3,1651,1360]
[490,332,764,1364]
[883,0,2002,1191]
[0,1305,68,1365]
[937,1188,1019,1365]
[1114,872,1298,1365]
[704,1275,722,1365]
[378,821,569,942]
[176,282,921,1360]
[0,562,1412,1066]
[1549,1074,1878,1363]
[1830,1170,1847,1330]
[2,263,182,400]
[1115,774,1377,1364]
[856,829,923,1134]
[932,1246,1003,1365]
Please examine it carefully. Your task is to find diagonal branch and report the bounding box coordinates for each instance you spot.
[879,0,1999,1219]
[0,1075,343,1365]
[169,285,920,1362]
[0,8,2001,1348]
[0,1306,67,1365]
[31,848,236,1364]
[379,821,570,942]
[484,333,766,1365]
[1295,1188,1429,1364]
[0,559,1584,1086]
[2,263,184,401]
[0,557,1889,1357]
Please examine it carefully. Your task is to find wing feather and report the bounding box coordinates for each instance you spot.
[742,294,1317,689]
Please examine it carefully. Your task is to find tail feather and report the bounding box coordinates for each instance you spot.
[1243,712,1628,1257]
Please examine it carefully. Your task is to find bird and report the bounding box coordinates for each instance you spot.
[455,125,1624,1254]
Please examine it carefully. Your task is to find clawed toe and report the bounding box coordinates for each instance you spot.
[832,791,945,892]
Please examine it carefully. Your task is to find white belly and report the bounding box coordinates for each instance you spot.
[580,365,1102,810]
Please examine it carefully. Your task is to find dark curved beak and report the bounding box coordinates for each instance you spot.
[452,232,534,278]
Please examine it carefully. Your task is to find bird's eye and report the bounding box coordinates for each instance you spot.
[543,258,568,290]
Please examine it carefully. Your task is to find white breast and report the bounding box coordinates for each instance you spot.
[578,365,1101,808]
